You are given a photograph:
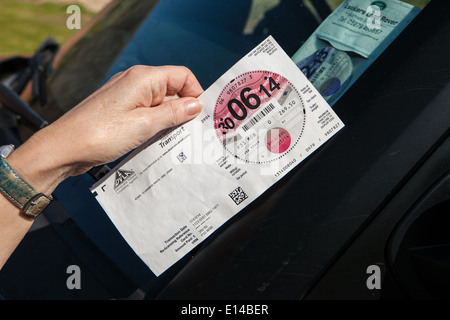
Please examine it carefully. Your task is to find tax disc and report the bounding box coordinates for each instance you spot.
[213,70,306,164]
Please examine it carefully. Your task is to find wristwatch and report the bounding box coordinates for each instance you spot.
[0,144,52,219]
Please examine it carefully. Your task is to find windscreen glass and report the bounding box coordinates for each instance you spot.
[105,0,431,105]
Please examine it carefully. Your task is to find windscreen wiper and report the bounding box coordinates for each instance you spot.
[0,82,48,130]
[7,37,59,105]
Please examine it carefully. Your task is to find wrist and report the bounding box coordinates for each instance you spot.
[7,127,73,195]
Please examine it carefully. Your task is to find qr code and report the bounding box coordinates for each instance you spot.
[176,151,187,163]
[228,187,248,205]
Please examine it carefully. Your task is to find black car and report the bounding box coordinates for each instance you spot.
[0,0,449,300]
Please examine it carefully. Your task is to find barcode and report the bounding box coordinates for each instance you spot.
[229,186,248,205]
[242,103,276,132]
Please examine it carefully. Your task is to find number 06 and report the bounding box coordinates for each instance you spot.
[227,99,247,120]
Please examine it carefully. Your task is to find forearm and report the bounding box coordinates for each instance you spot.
[7,126,74,195]
[0,194,34,269]
[0,127,68,269]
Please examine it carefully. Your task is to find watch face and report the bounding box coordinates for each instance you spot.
[0,145,15,158]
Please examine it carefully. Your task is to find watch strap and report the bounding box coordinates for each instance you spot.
[0,156,52,219]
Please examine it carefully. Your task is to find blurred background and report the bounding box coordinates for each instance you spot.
[1,0,430,58]
[0,0,430,58]
[0,0,112,57]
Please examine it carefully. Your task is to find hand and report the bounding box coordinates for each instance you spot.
[3,65,204,268]
[8,65,204,194]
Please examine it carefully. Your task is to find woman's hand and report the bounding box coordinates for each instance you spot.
[8,65,204,195]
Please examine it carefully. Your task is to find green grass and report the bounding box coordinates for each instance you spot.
[0,0,94,56]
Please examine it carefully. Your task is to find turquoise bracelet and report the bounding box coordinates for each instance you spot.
[0,155,52,219]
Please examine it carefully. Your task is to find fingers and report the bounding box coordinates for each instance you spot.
[141,97,203,135]
[119,65,205,135]
[156,65,204,98]
[105,65,204,109]
[73,65,204,162]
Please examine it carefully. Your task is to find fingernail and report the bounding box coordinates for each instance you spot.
[185,99,203,116]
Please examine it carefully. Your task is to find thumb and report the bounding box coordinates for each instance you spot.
[148,97,203,133]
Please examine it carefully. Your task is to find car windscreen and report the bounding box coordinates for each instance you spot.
[46,0,441,298]
[96,0,430,174]
[104,0,328,87]
[47,0,431,120]
[104,0,430,105]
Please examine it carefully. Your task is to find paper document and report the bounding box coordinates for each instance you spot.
[91,36,344,276]
[315,0,419,58]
